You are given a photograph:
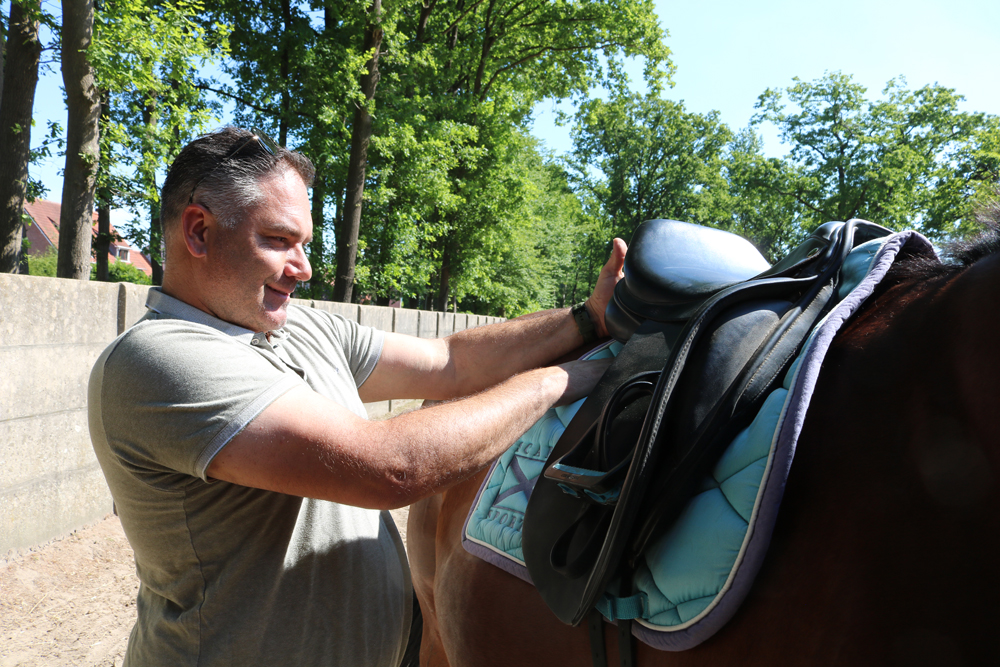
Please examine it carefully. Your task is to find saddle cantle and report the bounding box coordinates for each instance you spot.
[522,218,893,627]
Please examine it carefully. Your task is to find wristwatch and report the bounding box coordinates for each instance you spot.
[572,302,598,344]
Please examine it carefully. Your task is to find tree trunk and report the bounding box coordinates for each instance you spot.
[333,0,382,303]
[0,1,41,274]
[58,0,101,280]
[141,99,163,284]
[94,90,111,281]
[95,203,110,280]
[0,1,42,273]
[309,172,329,298]
[149,198,162,285]
[436,240,451,311]
[279,0,291,146]
[1,3,8,102]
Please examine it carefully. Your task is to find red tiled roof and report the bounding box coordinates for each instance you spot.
[22,199,154,277]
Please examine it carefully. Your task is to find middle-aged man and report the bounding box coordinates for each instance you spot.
[88,127,626,666]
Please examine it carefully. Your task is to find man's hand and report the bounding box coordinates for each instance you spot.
[585,238,627,338]
[553,357,613,406]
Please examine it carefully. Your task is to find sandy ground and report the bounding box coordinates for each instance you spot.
[0,507,411,667]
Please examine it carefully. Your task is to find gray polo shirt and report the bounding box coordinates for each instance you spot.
[88,289,411,666]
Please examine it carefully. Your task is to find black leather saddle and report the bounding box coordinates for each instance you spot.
[522,218,891,626]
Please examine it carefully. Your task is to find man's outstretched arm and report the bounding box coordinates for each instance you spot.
[206,357,610,509]
[359,238,627,402]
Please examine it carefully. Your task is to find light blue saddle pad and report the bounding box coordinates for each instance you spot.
[463,230,934,650]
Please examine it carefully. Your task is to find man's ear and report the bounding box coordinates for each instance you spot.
[180,204,213,258]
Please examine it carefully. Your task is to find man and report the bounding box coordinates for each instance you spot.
[88,127,625,666]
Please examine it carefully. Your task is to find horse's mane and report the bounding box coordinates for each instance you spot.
[886,200,1000,281]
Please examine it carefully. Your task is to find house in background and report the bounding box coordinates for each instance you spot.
[23,199,154,277]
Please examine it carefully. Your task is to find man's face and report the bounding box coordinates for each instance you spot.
[204,169,313,332]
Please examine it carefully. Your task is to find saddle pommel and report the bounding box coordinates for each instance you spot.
[606,220,770,341]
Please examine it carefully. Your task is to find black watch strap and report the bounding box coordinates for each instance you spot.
[572,302,598,344]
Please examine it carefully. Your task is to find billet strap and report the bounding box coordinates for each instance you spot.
[618,620,635,667]
[588,609,607,667]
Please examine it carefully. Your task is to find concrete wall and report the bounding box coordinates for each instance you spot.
[0,273,502,554]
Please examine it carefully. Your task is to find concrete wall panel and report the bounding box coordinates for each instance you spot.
[1,462,112,552]
[393,309,419,337]
[417,310,438,338]
[0,344,105,421]
[438,312,455,338]
[359,305,394,332]
[119,283,152,333]
[453,314,468,333]
[0,273,118,345]
[0,409,92,490]
[364,401,390,419]
[312,300,360,322]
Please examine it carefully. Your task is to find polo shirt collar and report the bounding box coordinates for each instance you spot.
[145,287,283,346]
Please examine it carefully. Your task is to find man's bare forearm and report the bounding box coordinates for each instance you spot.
[210,358,610,510]
[365,364,573,507]
[438,306,587,397]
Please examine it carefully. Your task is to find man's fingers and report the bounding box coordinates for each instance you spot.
[607,237,626,278]
[555,357,612,405]
[585,238,628,338]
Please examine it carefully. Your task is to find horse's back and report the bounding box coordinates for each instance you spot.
[410,256,1000,666]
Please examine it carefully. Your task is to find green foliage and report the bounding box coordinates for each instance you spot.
[207,0,669,315]
[722,129,811,261]
[90,257,153,284]
[27,247,152,284]
[90,0,228,270]
[570,92,732,240]
[751,72,1000,241]
[26,247,59,277]
[566,91,732,280]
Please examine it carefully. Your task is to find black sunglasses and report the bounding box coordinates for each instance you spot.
[187,127,282,204]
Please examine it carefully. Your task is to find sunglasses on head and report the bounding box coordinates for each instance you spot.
[188,127,281,204]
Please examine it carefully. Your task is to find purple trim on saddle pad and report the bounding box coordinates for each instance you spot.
[461,456,536,586]
[631,230,934,650]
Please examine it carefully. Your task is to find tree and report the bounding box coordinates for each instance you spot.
[357,0,670,309]
[751,72,1000,240]
[334,0,382,303]
[0,0,42,273]
[90,0,226,283]
[568,91,732,262]
[721,129,809,262]
[58,0,101,280]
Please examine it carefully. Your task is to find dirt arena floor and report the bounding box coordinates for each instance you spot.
[0,508,411,667]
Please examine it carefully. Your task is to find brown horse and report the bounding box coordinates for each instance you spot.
[408,225,1000,667]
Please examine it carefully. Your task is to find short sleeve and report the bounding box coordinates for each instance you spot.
[93,320,304,482]
[282,307,384,388]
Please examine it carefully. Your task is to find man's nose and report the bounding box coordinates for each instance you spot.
[286,244,312,282]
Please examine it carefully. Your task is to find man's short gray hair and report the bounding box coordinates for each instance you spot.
[160,127,315,239]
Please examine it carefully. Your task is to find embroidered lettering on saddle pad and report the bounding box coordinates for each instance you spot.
[463,231,935,650]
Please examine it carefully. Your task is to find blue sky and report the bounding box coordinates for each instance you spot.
[533,0,1000,155]
[24,0,1000,223]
